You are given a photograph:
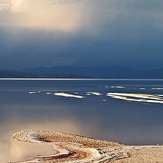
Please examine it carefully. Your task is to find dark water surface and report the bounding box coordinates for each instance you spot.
[1,79,163,162]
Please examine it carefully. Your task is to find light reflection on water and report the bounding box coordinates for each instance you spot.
[0,118,100,162]
[1,79,163,162]
[0,139,55,162]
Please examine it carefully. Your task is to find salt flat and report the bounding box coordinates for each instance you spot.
[11,129,163,163]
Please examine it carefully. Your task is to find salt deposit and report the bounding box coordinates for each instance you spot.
[54,92,85,99]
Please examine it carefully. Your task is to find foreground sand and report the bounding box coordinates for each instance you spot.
[12,129,163,163]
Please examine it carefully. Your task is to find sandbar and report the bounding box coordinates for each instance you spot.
[10,129,163,163]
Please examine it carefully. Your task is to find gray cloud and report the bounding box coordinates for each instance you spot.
[0,0,11,10]
[0,0,163,69]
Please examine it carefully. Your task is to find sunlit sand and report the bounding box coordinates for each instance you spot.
[10,129,163,163]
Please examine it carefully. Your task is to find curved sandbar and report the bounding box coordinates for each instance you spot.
[12,129,129,163]
[54,93,85,99]
[12,129,163,163]
[107,93,163,104]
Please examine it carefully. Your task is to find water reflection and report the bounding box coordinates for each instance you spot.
[1,115,163,162]
[1,80,163,162]
[0,119,94,162]
[0,140,55,162]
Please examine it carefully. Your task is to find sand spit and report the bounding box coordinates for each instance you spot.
[54,92,85,99]
[12,129,120,148]
[107,93,163,104]
[110,86,125,89]
[29,92,36,95]
[152,88,163,90]
[87,92,102,96]
[12,129,163,163]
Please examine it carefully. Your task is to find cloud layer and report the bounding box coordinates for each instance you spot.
[0,0,87,32]
[1,0,162,32]
[0,0,163,69]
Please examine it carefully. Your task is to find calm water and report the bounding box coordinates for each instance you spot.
[1,79,163,162]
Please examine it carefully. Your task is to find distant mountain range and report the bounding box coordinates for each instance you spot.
[0,66,163,78]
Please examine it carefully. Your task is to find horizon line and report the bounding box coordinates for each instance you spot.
[0,78,163,81]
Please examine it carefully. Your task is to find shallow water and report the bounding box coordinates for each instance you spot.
[1,79,163,162]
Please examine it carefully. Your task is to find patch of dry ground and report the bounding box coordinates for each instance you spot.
[12,130,163,163]
[114,146,163,163]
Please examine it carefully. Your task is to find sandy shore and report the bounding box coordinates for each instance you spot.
[11,129,163,163]
[114,146,163,163]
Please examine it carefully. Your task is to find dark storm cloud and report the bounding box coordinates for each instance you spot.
[0,0,163,69]
[0,28,78,68]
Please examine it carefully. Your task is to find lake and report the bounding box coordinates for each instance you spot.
[1,78,163,162]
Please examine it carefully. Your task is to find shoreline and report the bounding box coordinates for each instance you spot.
[10,129,163,163]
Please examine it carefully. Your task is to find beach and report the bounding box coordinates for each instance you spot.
[1,79,163,162]
[11,129,163,163]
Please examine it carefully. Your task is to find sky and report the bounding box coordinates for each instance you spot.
[0,0,163,69]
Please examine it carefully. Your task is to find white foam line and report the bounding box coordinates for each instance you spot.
[110,86,125,89]
[152,88,163,90]
[46,92,52,95]
[29,92,36,95]
[87,92,102,96]
[139,88,145,90]
[108,95,163,104]
[54,93,85,99]
[107,93,163,104]
[107,93,163,100]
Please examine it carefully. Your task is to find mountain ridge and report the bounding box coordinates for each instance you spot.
[0,66,163,79]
